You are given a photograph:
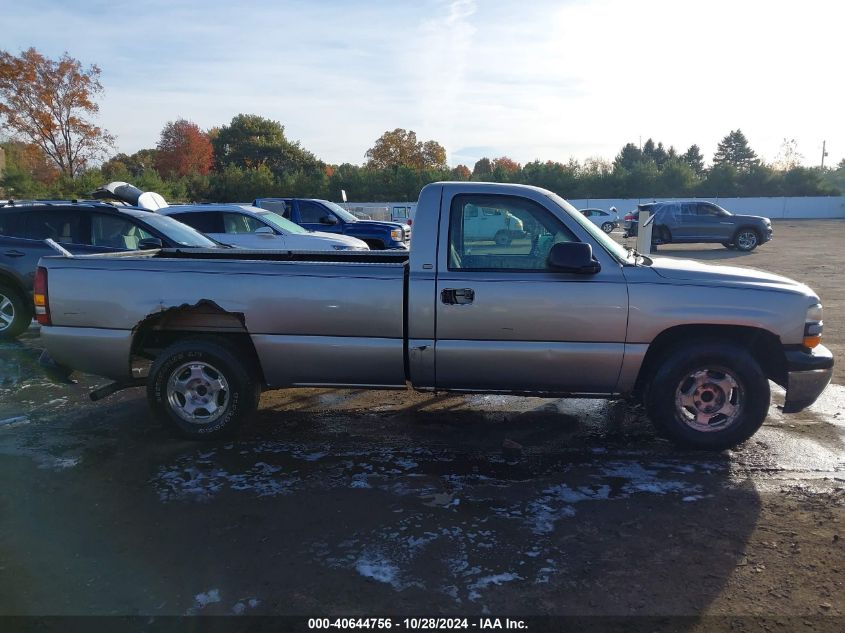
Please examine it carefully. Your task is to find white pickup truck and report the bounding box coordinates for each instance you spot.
[36,182,833,449]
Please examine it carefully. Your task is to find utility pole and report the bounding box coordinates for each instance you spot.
[821,140,828,169]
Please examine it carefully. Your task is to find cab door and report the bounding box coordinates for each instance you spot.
[434,192,628,395]
[298,201,342,235]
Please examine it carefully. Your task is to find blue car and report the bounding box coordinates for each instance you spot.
[253,198,410,250]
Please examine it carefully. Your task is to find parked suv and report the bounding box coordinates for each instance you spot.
[0,200,220,339]
[253,198,410,250]
[623,201,773,251]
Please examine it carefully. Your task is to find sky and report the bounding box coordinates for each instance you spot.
[1,0,842,168]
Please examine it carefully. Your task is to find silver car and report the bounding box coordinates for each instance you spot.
[159,204,369,251]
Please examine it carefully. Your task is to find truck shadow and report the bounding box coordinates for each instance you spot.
[0,384,763,619]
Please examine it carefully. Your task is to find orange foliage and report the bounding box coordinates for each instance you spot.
[154,119,213,178]
[0,48,114,177]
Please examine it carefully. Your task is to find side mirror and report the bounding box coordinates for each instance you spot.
[320,215,339,225]
[254,226,275,236]
[548,242,601,274]
[138,237,163,250]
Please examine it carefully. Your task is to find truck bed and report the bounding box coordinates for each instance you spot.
[84,247,411,264]
[40,248,410,386]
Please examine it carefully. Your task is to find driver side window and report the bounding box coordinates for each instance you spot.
[448,194,577,271]
[298,201,329,223]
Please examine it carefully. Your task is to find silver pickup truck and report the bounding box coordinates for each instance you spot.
[36,182,833,449]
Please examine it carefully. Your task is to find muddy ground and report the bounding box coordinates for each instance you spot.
[0,221,843,626]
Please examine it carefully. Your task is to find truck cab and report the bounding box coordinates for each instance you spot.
[253,198,410,250]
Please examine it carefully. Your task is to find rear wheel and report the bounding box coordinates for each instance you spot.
[645,342,770,450]
[734,228,759,252]
[494,230,511,247]
[0,284,32,340]
[601,222,614,233]
[147,339,260,439]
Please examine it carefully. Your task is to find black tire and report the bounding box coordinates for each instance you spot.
[494,230,511,247]
[364,239,385,250]
[733,228,760,252]
[601,222,614,233]
[0,283,32,340]
[147,339,260,439]
[654,226,671,244]
[645,341,770,450]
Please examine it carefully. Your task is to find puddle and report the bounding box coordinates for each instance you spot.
[0,340,101,421]
[153,440,725,605]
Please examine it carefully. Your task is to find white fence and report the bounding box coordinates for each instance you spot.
[570,196,845,219]
[349,196,845,220]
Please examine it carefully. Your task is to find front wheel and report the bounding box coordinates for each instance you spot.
[147,339,260,439]
[601,222,614,233]
[734,229,759,252]
[0,284,32,340]
[494,230,511,247]
[645,342,770,450]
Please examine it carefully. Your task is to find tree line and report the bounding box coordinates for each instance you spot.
[1,47,843,203]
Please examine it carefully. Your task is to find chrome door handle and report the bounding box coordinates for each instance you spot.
[3,250,25,258]
[441,288,474,305]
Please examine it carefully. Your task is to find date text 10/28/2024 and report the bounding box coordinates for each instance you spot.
[308,618,528,630]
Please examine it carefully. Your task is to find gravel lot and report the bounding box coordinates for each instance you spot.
[0,220,843,625]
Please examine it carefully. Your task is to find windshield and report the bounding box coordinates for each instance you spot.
[256,210,308,234]
[322,201,359,223]
[545,192,629,263]
[142,214,218,247]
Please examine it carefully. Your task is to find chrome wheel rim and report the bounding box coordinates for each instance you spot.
[0,293,15,332]
[674,367,743,432]
[737,231,757,250]
[602,223,613,233]
[166,361,230,425]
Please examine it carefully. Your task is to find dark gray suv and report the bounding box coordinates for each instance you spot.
[623,201,773,251]
[0,201,219,339]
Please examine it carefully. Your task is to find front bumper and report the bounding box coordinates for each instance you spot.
[782,344,833,413]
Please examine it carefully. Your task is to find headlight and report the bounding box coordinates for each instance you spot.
[390,228,403,241]
[804,303,823,348]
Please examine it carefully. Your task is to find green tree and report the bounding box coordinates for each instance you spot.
[712,129,759,172]
[213,114,318,177]
[613,143,643,171]
[682,144,705,175]
[101,149,158,180]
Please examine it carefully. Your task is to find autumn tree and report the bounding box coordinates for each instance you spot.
[365,128,447,170]
[450,164,471,180]
[712,129,759,172]
[0,48,114,178]
[154,118,213,178]
[472,157,493,179]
